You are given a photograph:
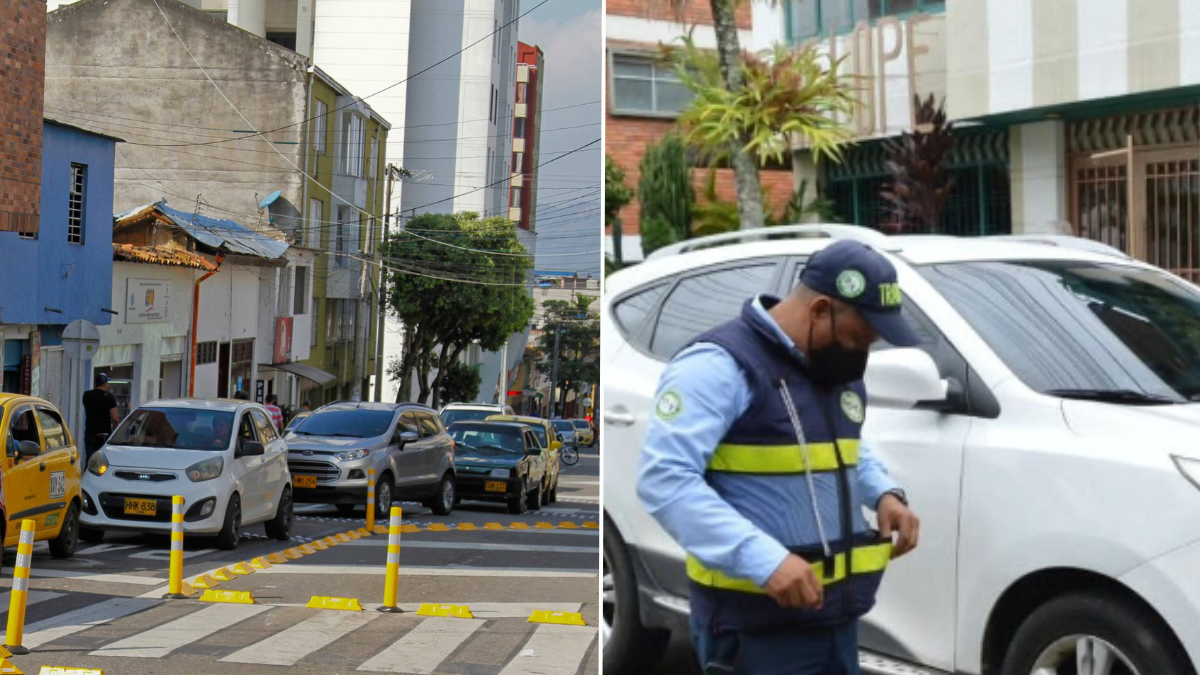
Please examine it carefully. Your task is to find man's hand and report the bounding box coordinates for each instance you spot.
[764,554,823,610]
[878,493,919,558]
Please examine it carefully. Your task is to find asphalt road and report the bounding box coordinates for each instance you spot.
[0,448,599,675]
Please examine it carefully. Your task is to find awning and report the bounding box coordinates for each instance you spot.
[259,362,336,386]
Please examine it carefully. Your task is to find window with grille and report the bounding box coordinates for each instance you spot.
[277,268,292,316]
[68,164,86,244]
[340,113,364,177]
[196,341,218,365]
[326,299,338,342]
[294,267,309,315]
[308,198,323,248]
[232,339,254,364]
[312,301,319,347]
[610,53,693,117]
[312,100,327,154]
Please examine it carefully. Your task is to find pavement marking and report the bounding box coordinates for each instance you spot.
[338,540,596,553]
[88,602,269,658]
[0,591,63,615]
[22,597,163,649]
[28,569,164,586]
[498,623,598,675]
[222,608,381,666]
[253,564,597,578]
[559,480,600,486]
[557,496,600,503]
[358,616,486,674]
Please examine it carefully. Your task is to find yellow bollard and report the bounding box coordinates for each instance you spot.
[366,468,376,532]
[164,496,188,599]
[378,507,402,613]
[5,519,36,654]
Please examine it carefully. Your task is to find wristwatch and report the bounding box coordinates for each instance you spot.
[880,488,908,508]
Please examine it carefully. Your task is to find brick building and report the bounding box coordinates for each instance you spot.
[605,0,795,263]
[0,0,46,236]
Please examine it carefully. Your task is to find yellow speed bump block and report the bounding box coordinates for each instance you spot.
[283,547,305,559]
[306,596,363,611]
[257,555,281,568]
[483,523,504,531]
[400,524,420,534]
[211,567,235,581]
[416,604,473,619]
[455,523,477,531]
[509,522,530,530]
[0,659,18,675]
[231,562,255,576]
[557,522,579,529]
[178,582,199,598]
[535,522,554,529]
[200,589,255,604]
[356,527,373,537]
[0,647,10,658]
[321,536,339,547]
[311,540,329,551]
[582,522,599,529]
[298,543,318,555]
[38,668,107,675]
[373,525,389,535]
[345,530,362,540]
[426,523,450,532]
[190,574,220,589]
[528,610,587,626]
[335,533,351,543]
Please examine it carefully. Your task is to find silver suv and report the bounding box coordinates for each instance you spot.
[284,402,456,516]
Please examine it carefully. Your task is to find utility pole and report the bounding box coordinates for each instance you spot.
[547,321,560,418]
[374,164,397,402]
[351,213,371,401]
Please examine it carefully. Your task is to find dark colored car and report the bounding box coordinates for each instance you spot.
[448,421,547,514]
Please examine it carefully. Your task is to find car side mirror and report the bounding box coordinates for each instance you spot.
[237,439,265,458]
[551,440,562,451]
[396,430,418,448]
[865,348,950,411]
[16,440,40,459]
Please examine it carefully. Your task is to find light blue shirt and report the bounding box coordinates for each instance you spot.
[636,298,899,587]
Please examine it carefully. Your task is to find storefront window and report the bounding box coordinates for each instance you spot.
[230,339,254,397]
[788,0,944,41]
[95,365,134,421]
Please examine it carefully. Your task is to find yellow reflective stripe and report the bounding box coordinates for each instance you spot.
[686,543,890,594]
[708,440,859,474]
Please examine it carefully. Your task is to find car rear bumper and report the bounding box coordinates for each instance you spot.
[457,476,522,502]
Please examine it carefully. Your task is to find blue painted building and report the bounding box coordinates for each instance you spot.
[0,119,122,394]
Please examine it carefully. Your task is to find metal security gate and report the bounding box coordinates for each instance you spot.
[1145,156,1200,281]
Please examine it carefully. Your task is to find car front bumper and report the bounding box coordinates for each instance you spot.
[288,453,384,504]
[79,471,232,535]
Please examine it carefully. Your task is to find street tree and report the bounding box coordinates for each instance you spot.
[383,212,534,407]
[438,360,483,408]
[605,154,634,268]
[536,298,599,417]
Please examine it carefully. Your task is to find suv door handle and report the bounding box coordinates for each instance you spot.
[605,410,635,427]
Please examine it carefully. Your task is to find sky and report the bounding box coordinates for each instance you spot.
[519,0,603,278]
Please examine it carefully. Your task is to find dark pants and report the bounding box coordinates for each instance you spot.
[84,436,104,465]
[690,614,860,675]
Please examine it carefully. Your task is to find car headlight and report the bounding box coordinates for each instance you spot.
[186,457,224,482]
[87,450,109,477]
[490,468,510,478]
[335,448,370,461]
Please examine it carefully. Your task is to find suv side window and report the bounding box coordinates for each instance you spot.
[415,412,440,438]
[399,411,420,434]
[251,410,277,442]
[7,406,40,457]
[614,284,669,347]
[651,263,782,359]
[35,408,69,450]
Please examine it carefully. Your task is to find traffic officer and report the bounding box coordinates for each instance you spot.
[637,240,921,675]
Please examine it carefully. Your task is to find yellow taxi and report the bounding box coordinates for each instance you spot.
[0,393,84,558]
[486,415,563,502]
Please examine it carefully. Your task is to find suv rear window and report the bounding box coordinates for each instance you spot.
[651,263,780,358]
[440,409,496,426]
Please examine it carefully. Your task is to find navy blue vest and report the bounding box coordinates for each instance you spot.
[684,297,891,631]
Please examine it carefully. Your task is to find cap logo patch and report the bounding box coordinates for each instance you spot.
[836,270,866,299]
[879,282,902,307]
[656,391,684,421]
[841,391,865,424]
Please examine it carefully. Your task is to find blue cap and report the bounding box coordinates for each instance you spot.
[798,240,919,347]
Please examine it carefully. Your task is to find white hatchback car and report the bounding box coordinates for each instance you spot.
[80,399,293,550]
[603,226,1200,675]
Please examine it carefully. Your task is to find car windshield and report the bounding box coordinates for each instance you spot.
[449,426,524,454]
[528,425,548,446]
[553,420,574,431]
[923,260,1200,402]
[292,410,394,438]
[109,408,235,450]
[572,420,589,430]
[441,409,496,426]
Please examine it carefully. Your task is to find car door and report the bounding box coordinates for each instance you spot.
[251,409,287,521]
[234,411,266,519]
[3,403,50,541]
[34,405,76,534]
[392,410,424,496]
[527,430,546,486]
[603,258,785,597]
[415,412,443,488]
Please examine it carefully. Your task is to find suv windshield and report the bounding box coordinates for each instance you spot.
[441,409,496,426]
[292,409,394,438]
[923,260,1200,402]
[449,425,524,454]
[109,408,235,450]
[553,420,574,432]
[572,420,589,430]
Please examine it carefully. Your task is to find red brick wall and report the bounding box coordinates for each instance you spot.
[606,0,752,31]
[0,0,43,234]
[606,115,795,237]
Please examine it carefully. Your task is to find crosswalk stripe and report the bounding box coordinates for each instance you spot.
[340,540,596,553]
[498,623,597,675]
[23,597,162,649]
[89,602,269,658]
[0,590,63,614]
[358,616,486,674]
[222,609,381,666]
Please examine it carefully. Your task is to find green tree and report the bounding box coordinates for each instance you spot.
[535,298,599,416]
[638,134,694,256]
[605,154,634,267]
[382,212,534,407]
[438,360,483,407]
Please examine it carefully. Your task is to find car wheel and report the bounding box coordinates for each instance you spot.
[336,504,357,515]
[49,504,80,559]
[264,487,294,541]
[79,526,104,543]
[430,474,455,516]
[216,494,242,551]
[1000,592,1191,675]
[526,483,542,511]
[375,474,394,516]
[507,483,528,515]
[603,519,669,673]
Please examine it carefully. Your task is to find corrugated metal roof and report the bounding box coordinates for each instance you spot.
[115,201,289,260]
[113,243,216,271]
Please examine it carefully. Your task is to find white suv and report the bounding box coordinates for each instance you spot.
[603,226,1200,675]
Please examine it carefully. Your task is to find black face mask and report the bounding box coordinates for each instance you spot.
[805,305,869,387]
